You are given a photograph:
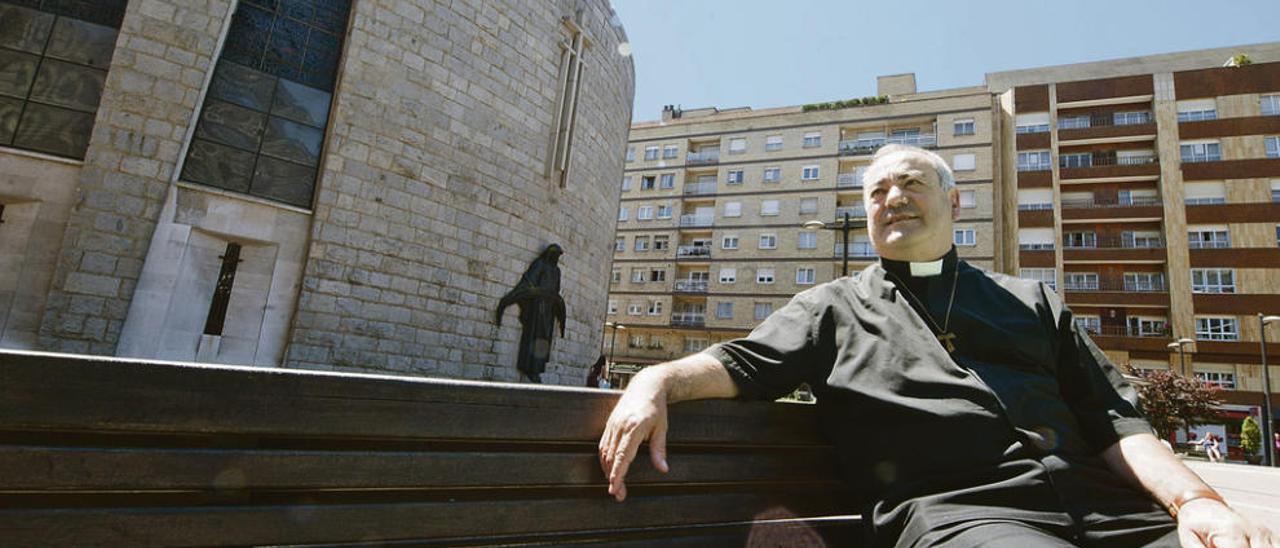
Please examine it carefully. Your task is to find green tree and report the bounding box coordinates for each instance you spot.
[1127,368,1223,440]
[1241,416,1262,457]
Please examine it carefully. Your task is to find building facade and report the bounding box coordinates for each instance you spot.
[605,75,997,386]
[605,44,1280,456]
[0,0,634,385]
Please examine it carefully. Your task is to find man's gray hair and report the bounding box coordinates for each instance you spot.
[866,144,955,190]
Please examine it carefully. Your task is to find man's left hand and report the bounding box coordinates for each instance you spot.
[1177,498,1277,547]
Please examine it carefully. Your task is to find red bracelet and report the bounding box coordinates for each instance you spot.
[1168,489,1227,517]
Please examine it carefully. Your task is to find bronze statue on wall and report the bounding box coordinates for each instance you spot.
[495,244,566,383]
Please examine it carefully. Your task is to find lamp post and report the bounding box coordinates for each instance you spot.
[606,322,625,380]
[803,211,868,277]
[1166,337,1194,376]
[1259,314,1279,467]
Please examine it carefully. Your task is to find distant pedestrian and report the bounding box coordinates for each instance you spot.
[1195,433,1223,463]
[586,355,606,388]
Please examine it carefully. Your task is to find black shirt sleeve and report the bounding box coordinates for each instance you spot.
[704,287,828,401]
[1046,284,1154,452]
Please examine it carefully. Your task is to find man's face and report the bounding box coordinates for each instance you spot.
[863,151,958,260]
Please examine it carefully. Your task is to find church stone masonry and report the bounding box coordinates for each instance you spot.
[0,0,635,386]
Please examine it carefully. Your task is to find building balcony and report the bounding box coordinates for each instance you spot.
[835,205,866,220]
[683,181,717,196]
[1063,282,1170,307]
[671,313,706,327]
[676,245,711,258]
[678,215,714,227]
[1062,239,1166,263]
[1064,281,1166,292]
[1086,326,1171,339]
[836,172,864,188]
[1060,197,1163,221]
[838,134,936,156]
[1059,155,1159,180]
[673,280,709,293]
[1057,112,1155,143]
[686,150,720,165]
[833,244,878,259]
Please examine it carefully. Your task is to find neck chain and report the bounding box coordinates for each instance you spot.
[884,266,960,353]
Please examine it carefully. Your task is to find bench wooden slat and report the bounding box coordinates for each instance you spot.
[0,445,837,491]
[0,351,823,446]
[0,494,858,546]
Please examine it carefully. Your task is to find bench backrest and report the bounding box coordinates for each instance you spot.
[0,350,861,546]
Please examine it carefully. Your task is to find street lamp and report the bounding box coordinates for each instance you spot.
[804,211,868,277]
[606,322,625,380]
[1166,337,1194,376]
[1259,314,1279,467]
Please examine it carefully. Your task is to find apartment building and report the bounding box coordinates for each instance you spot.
[991,43,1280,455]
[605,74,996,385]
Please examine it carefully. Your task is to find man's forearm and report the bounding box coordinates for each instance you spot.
[630,352,739,403]
[1101,433,1217,514]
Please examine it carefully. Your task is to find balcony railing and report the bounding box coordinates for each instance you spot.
[1018,203,1054,211]
[1064,281,1167,292]
[837,172,864,188]
[676,245,711,258]
[679,215,714,227]
[1085,326,1171,338]
[1064,237,1165,249]
[833,244,878,258]
[683,182,717,196]
[671,313,706,327]
[686,150,720,165]
[673,280,709,293]
[1058,111,1153,129]
[1059,154,1157,169]
[835,206,867,220]
[1188,240,1230,249]
[837,134,936,155]
[1017,163,1052,172]
[1059,196,1162,209]
[1019,243,1055,250]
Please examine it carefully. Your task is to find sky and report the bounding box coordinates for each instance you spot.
[611,0,1279,122]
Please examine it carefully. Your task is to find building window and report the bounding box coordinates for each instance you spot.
[662,144,678,159]
[1177,99,1217,122]
[182,1,353,207]
[614,237,625,252]
[1059,153,1092,168]
[801,165,820,180]
[631,269,645,283]
[652,235,669,251]
[726,169,744,184]
[1063,272,1098,291]
[1266,136,1280,159]
[763,167,780,182]
[1272,180,1280,202]
[953,228,975,246]
[715,302,733,318]
[756,268,775,284]
[0,2,128,159]
[1015,113,1050,134]
[607,300,618,314]
[1114,111,1153,125]
[1194,371,1236,390]
[201,242,243,335]
[797,231,817,249]
[1191,268,1235,293]
[648,300,663,315]
[1180,141,1221,163]
[796,267,815,285]
[724,201,741,217]
[611,269,621,283]
[627,303,643,315]
[683,338,708,353]
[618,206,628,221]
[621,176,632,191]
[803,132,821,148]
[716,236,737,251]
[1187,227,1230,249]
[1184,181,1226,205]
[728,137,747,154]
[765,135,782,151]
[952,154,976,171]
[754,302,773,320]
[1124,272,1165,292]
[659,173,675,189]
[1262,95,1280,116]
[644,146,658,160]
[1019,268,1056,291]
[719,267,737,283]
[953,118,975,136]
[1075,316,1101,336]
[637,205,654,220]
[1017,151,1051,171]
[634,236,649,251]
[1127,316,1167,337]
[656,204,672,219]
[1063,231,1097,248]
[1058,115,1090,130]
[1195,317,1238,341]
[760,200,779,216]
[959,190,976,209]
[758,234,777,249]
[639,175,655,190]
[799,197,818,215]
[625,147,635,162]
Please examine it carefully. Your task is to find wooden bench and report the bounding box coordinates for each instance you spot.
[0,350,862,546]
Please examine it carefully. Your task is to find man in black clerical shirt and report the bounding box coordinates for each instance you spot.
[598,145,1276,547]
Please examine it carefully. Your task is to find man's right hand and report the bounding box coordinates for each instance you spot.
[598,374,670,502]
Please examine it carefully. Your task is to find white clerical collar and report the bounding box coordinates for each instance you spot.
[909,259,944,277]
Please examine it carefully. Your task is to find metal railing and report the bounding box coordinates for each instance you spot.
[837,172,863,188]
[1059,154,1158,169]
[1085,326,1170,338]
[1188,240,1231,249]
[1063,281,1167,292]
[1017,163,1052,172]
[835,206,867,219]
[686,150,720,165]
[1059,196,1162,209]
[833,244,878,258]
[671,313,706,327]
[678,215,714,227]
[1018,203,1054,211]
[683,182,717,196]
[1058,111,1153,129]
[673,280,709,293]
[1019,243,1055,250]
[1181,153,1222,163]
[1063,237,1165,249]
[676,245,711,257]
[837,134,937,155]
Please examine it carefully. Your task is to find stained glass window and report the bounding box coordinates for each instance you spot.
[181,0,351,209]
[0,0,127,159]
